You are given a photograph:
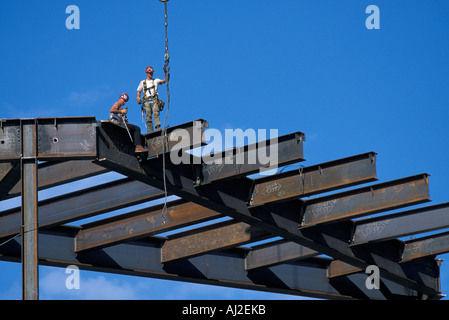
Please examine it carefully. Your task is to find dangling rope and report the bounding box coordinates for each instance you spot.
[160,0,170,224]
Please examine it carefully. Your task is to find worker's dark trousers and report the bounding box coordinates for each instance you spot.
[126,122,143,146]
[109,117,143,146]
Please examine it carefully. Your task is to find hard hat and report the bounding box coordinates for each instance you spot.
[119,93,129,102]
[146,66,154,74]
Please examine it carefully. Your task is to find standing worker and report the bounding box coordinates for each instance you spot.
[136,66,166,133]
[109,93,149,154]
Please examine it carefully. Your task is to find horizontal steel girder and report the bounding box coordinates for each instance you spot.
[245,239,319,270]
[300,174,430,227]
[144,119,208,158]
[249,152,377,206]
[0,226,426,300]
[75,199,222,252]
[352,202,449,245]
[0,117,97,162]
[198,132,305,185]
[402,231,449,262]
[4,160,109,200]
[95,130,441,297]
[0,178,165,238]
[161,220,271,263]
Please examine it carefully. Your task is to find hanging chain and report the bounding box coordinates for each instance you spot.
[161,0,170,224]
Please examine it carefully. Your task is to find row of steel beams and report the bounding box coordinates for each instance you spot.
[95,127,441,297]
[158,173,429,264]
[2,116,448,299]
[73,149,377,254]
[0,226,426,300]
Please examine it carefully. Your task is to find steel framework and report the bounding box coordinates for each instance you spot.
[0,116,448,299]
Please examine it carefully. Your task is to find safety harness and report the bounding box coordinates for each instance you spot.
[142,79,156,102]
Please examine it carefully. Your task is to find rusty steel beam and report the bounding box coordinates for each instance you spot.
[4,160,109,200]
[75,199,222,252]
[95,128,441,296]
[327,260,363,279]
[352,202,449,245]
[249,152,377,207]
[300,174,430,227]
[245,239,319,270]
[0,178,165,238]
[36,117,97,160]
[0,119,21,161]
[197,132,305,185]
[143,119,208,159]
[99,119,208,161]
[401,232,449,262]
[0,226,424,300]
[1,117,97,162]
[161,220,271,263]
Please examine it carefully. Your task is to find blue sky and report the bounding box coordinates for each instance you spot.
[1,0,449,300]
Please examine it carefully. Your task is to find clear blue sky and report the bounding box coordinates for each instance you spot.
[1,0,449,300]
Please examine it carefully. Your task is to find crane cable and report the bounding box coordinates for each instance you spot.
[161,0,170,224]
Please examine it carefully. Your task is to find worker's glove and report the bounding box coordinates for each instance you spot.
[121,109,128,115]
[136,97,141,104]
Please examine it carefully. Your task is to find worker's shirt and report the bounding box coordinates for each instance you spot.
[137,79,164,99]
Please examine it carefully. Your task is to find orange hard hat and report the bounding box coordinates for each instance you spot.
[119,93,129,102]
[145,66,154,74]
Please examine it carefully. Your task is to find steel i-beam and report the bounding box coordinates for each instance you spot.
[20,119,39,300]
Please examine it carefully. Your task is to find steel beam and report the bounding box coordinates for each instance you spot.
[96,128,441,297]
[161,220,271,263]
[99,119,208,161]
[198,132,305,185]
[1,117,97,162]
[143,119,208,159]
[352,202,449,245]
[0,226,425,300]
[0,119,21,161]
[245,239,319,270]
[249,152,377,206]
[4,160,109,200]
[75,200,222,252]
[0,162,21,200]
[36,117,97,160]
[0,178,165,238]
[300,174,430,227]
[402,232,449,262]
[327,260,363,278]
[20,119,39,300]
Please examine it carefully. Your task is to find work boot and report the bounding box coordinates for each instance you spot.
[135,145,149,153]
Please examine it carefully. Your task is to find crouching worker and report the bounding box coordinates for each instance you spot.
[109,93,149,154]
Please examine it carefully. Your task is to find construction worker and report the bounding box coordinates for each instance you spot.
[136,66,166,133]
[109,93,149,154]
